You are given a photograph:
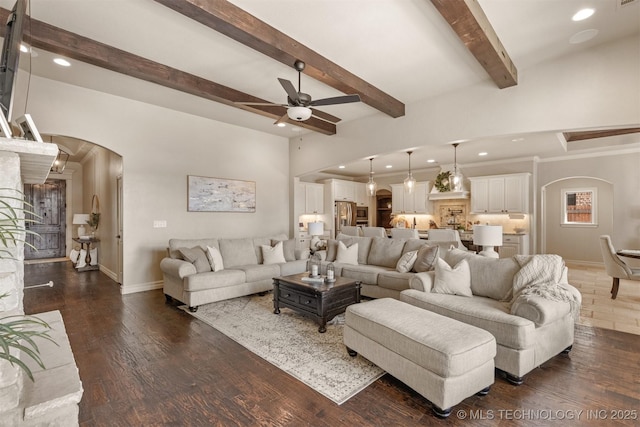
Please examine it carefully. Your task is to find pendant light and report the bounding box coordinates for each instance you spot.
[451,143,463,192]
[49,135,69,174]
[366,157,377,196]
[404,151,416,194]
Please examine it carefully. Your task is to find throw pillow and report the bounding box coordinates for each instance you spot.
[178,246,212,273]
[271,238,296,262]
[206,245,224,272]
[396,250,418,273]
[432,258,472,297]
[412,245,439,272]
[261,241,287,264]
[336,241,358,265]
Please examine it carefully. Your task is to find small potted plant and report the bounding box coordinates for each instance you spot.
[87,212,100,237]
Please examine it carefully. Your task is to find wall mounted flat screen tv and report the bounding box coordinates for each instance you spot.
[0,0,26,121]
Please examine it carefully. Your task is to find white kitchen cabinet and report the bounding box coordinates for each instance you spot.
[391,182,430,214]
[333,180,355,202]
[354,182,368,206]
[470,173,530,214]
[499,234,529,258]
[304,183,324,214]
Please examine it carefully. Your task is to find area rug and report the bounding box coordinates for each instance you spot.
[181,294,384,404]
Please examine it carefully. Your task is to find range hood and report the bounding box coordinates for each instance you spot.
[428,190,469,200]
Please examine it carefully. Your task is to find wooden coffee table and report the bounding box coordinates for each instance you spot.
[273,273,361,333]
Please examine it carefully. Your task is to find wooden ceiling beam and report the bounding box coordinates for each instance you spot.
[563,128,640,142]
[153,0,405,118]
[429,0,518,88]
[0,8,336,135]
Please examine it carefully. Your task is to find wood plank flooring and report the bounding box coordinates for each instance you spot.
[23,261,640,426]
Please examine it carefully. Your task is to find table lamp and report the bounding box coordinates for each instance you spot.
[73,213,90,238]
[473,225,503,258]
[308,221,324,251]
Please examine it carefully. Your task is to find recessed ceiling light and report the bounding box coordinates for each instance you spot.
[570,29,599,44]
[338,165,345,169]
[426,159,436,163]
[53,58,71,67]
[511,137,524,142]
[572,8,594,21]
[478,152,488,156]
[276,123,285,127]
[386,165,393,169]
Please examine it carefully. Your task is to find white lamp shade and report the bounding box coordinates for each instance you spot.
[287,106,312,121]
[473,225,503,246]
[73,214,90,225]
[308,222,324,236]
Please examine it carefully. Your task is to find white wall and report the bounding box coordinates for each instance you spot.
[13,76,290,293]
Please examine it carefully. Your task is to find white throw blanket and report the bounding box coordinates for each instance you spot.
[510,255,580,320]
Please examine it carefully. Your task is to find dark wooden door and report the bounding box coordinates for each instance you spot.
[23,180,66,259]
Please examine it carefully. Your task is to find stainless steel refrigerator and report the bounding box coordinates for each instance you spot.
[335,201,357,236]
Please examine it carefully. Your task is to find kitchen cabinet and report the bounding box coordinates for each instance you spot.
[303,183,324,214]
[333,180,355,202]
[354,182,368,206]
[499,234,529,258]
[470,173,530,214]
[391,182,430,214]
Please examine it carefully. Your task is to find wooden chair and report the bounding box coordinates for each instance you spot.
[599,235,640,299]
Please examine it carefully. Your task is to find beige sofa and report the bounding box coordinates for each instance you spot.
[160,234,309,312]
[400,248,582,384]
[316,234,453,299]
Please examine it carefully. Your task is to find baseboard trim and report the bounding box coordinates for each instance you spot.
[565,260,604,268]
[99,265,118,282]
[120,281,163,295]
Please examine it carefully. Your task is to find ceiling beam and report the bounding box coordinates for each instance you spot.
[429,0,517,88]
[0,8,336,135]
[563,128,640,142]
[153,0,405,118]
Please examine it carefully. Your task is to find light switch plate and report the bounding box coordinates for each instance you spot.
[153,220,167,228]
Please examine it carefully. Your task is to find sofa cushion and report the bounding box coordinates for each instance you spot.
[377,270,415,291]
[412,245,439,273]
[341,264,389,284]
[400,289,535,350]
[279,259,309,276]
[219,238,258,268]
[262,241,287,264]
[336,241,359,265]
[396,250,417,273]
[337,235,373,264]
[433,258,472,297]
[184,269,246,291]
[367,237,406,268]
[178,246,211,273]
[206,245,224,272]
[402,238,429,254]
[234,264,280,283]
[271,238,296,262]
[445,248,519,301]
[169,238,219,259]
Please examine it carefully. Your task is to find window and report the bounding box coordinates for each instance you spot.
[561,188,597,226]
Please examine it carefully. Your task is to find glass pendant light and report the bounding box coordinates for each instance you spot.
[451,143,463,192]
[366,157,377,196]
[404,151,416,194]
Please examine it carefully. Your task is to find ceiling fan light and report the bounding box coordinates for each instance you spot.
[287,106,312,121]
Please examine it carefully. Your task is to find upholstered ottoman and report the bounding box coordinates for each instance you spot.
[344,298,496,418]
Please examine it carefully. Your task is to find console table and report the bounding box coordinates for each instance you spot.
[72,237,100,271]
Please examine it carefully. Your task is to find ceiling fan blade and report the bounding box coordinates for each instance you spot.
[274,113,290,125]
[278,78,301,104]
[311,108,342,124]
[311,112,340,124]
[310,94,361,107]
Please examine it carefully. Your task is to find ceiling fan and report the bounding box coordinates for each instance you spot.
[238,60,361,124]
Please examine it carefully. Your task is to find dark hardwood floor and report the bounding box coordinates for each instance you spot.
[23,262,640,426]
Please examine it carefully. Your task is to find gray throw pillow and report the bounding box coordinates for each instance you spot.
[412,245,439,272]
[178,246,211,273]
[271,238,296,262]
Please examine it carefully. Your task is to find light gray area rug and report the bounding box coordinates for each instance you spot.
[182,294,384,404]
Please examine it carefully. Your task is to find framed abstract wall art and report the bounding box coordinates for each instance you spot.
[188,175,256,212]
